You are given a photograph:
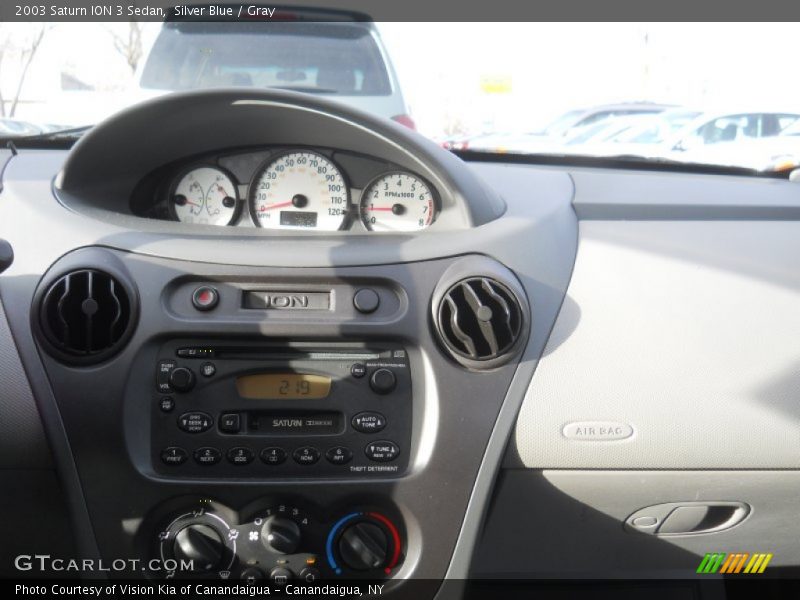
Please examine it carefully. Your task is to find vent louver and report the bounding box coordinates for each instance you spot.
[436,277,524,364]
[39,269,133,362]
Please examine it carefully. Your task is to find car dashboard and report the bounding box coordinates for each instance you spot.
[1,89,800,596]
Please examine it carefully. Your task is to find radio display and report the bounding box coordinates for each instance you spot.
[236,373,332,400]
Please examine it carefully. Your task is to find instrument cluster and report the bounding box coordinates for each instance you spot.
[154,148,440,233]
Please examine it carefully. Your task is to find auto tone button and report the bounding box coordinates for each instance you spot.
[352,412,387,433]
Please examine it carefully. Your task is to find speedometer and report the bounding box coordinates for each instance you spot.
[360,172,437,232]
[171,166,239,226]
[250,151,349,231]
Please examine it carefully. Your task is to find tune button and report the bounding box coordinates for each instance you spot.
[365,440,400,462]
[160,447,188,465]
[325,446,353,465]
[293,447,320,465]
[159,396,175,413]
[178,412,213,433]
[194,447,222,465]
[352,412,387,433]
[260,447,287,465]
[227,447,255,465]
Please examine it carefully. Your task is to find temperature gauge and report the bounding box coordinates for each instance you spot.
[360,172,437,232]
[171,166,239,226]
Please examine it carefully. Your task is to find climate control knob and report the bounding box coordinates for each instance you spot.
[338,522,388,571]
[172,524,224,572]
[261,515,301,554]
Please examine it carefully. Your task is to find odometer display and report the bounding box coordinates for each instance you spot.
[250,151,349,230]
[360,172,436,232]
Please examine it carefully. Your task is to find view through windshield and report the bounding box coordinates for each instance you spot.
[1,21,799,173]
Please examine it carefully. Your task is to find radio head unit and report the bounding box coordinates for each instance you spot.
[151,340,412,478]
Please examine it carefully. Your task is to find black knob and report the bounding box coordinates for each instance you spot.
[173,524,224,572]
[338,522,388,571]
[369,369,396,394]
[261,515,301,554]
[169,367,195,393]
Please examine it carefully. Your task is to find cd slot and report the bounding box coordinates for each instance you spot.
[177,346,382,361]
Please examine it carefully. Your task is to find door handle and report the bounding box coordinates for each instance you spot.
[625,501,749,536]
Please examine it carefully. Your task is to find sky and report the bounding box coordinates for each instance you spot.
[2,22,800,137]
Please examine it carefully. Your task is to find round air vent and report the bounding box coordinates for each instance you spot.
[434,276,527,368]
[38,269,135,363]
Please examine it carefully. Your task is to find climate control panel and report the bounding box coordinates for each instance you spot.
[151,499,404,582]
[151,340,412,478]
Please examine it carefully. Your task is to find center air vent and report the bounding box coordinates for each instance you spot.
[434,275,527,369]
[38,269,135,364]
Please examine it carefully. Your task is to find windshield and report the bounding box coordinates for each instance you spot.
[2,21,799,173]
[140,22,392,95]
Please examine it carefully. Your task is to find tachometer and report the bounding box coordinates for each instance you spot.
[360,172,437,232]
[171,166,239,226]
[250,151,349,230]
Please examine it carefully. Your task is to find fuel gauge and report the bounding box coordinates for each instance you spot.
[171,166,239,226]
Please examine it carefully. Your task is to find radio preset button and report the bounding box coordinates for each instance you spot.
[227,447,255,465]
[194,447,222,465]
[169,367,196,393]
[293,447,320,465]
[365,441,400,462]
[159,396,175,413]
[325,446,353,465]
[160,447,188,465]
[156,359,177,392]
[178,412,213,433]
[200,362,216,377]
[369,368,397,394]
[352,412,387,433]
[350,363,367,378]
[219,413,241,433]
[261,447,287,465]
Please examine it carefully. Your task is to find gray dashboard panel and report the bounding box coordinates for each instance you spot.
[509,218,800,469]
[0,296,51,469]
[0,134,577,587]
[473,469,800,577]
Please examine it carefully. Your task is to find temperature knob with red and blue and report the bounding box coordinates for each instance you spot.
[326,512,403,575]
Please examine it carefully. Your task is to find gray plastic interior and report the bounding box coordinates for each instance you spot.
[2,88,800,589]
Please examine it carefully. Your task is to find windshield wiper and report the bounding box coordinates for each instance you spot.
[0,125,93,145]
